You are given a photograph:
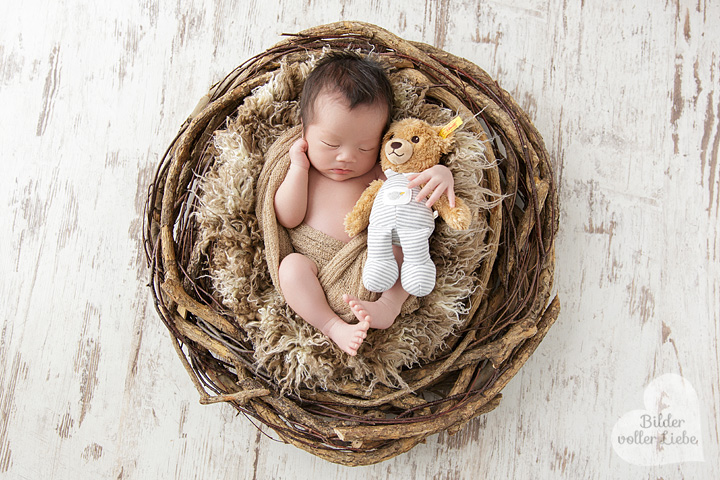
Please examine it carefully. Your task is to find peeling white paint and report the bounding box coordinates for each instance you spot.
[0,0,718,478]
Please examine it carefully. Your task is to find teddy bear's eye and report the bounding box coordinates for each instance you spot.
[411,136,420,143]
[387,133,394,140]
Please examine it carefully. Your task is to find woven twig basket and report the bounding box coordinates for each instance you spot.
[143,21,559,466]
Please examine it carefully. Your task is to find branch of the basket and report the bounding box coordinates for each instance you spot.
[161,278,239,338]
[167,328,212,399]
[300,331,477,410]
[200,388,271,406]
[459,321,538,370]
[188,94,211,123]
[497,177,550,282]
[333,393,502,442]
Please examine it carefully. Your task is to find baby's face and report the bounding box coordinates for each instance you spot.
[303,91,387,181]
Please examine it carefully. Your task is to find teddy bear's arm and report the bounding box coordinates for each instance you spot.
[344,179,384,237]
[434,194,472,230]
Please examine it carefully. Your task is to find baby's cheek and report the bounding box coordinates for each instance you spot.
[305,148,319,165]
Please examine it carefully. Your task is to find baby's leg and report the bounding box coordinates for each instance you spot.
[344,246,409,330]
[279,253,369,356]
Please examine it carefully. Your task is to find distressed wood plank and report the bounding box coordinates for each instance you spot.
[0,0,718,478]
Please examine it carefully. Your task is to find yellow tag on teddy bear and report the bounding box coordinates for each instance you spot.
[439,116,463,138]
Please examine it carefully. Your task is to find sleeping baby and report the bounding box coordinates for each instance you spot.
[273,52,457,355]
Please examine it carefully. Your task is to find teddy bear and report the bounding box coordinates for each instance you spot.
[344,117,472,297]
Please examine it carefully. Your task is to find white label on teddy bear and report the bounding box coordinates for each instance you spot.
[383,187,412,205]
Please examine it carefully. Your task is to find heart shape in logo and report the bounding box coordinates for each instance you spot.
[611,373,704,465]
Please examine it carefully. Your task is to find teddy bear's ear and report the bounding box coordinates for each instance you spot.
[433,125,455,154]
[383,122,401,143]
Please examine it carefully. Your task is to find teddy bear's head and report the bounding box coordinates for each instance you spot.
[380,118,455,173]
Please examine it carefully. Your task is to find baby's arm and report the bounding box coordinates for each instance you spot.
[406,164,456,208]
[274,138,310,228]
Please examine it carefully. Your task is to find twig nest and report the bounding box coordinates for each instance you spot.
[144,21,560,466]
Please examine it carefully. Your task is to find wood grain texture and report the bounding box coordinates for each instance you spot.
[1,0,717,478]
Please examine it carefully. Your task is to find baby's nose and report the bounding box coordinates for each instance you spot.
[337,150,354,162]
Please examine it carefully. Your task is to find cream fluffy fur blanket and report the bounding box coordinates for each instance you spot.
[193,56,497,392]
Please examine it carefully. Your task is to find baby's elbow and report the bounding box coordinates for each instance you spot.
[279,216,302,229]
[276,208,304,229]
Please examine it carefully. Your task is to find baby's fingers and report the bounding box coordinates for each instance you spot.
[414,181,437,203]
[424,186,446,207]
[406,172,425,189]
[290,137,308,154]
[417,183,447,207]
[417,182,456,208]
[446,183,456,208]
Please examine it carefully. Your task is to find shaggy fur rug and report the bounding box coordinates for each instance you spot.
[193,54,498,392]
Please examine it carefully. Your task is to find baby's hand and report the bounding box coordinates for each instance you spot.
[407,164,456,208]
[289,138,310,170]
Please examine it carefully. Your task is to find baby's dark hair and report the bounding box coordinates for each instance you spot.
[299,50,394,126]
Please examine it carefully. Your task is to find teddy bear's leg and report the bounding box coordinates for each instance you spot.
[397,227,436,297]
[363,225,399,292]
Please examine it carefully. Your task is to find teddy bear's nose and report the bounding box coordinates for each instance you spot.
[390,141,402,149]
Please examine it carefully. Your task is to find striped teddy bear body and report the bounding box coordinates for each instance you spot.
[363,169,436,297]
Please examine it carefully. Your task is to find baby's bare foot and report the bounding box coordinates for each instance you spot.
[323,317,370,356]
[343,294,400,330]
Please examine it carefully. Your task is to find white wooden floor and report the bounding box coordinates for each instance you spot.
[2,1,718,478]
